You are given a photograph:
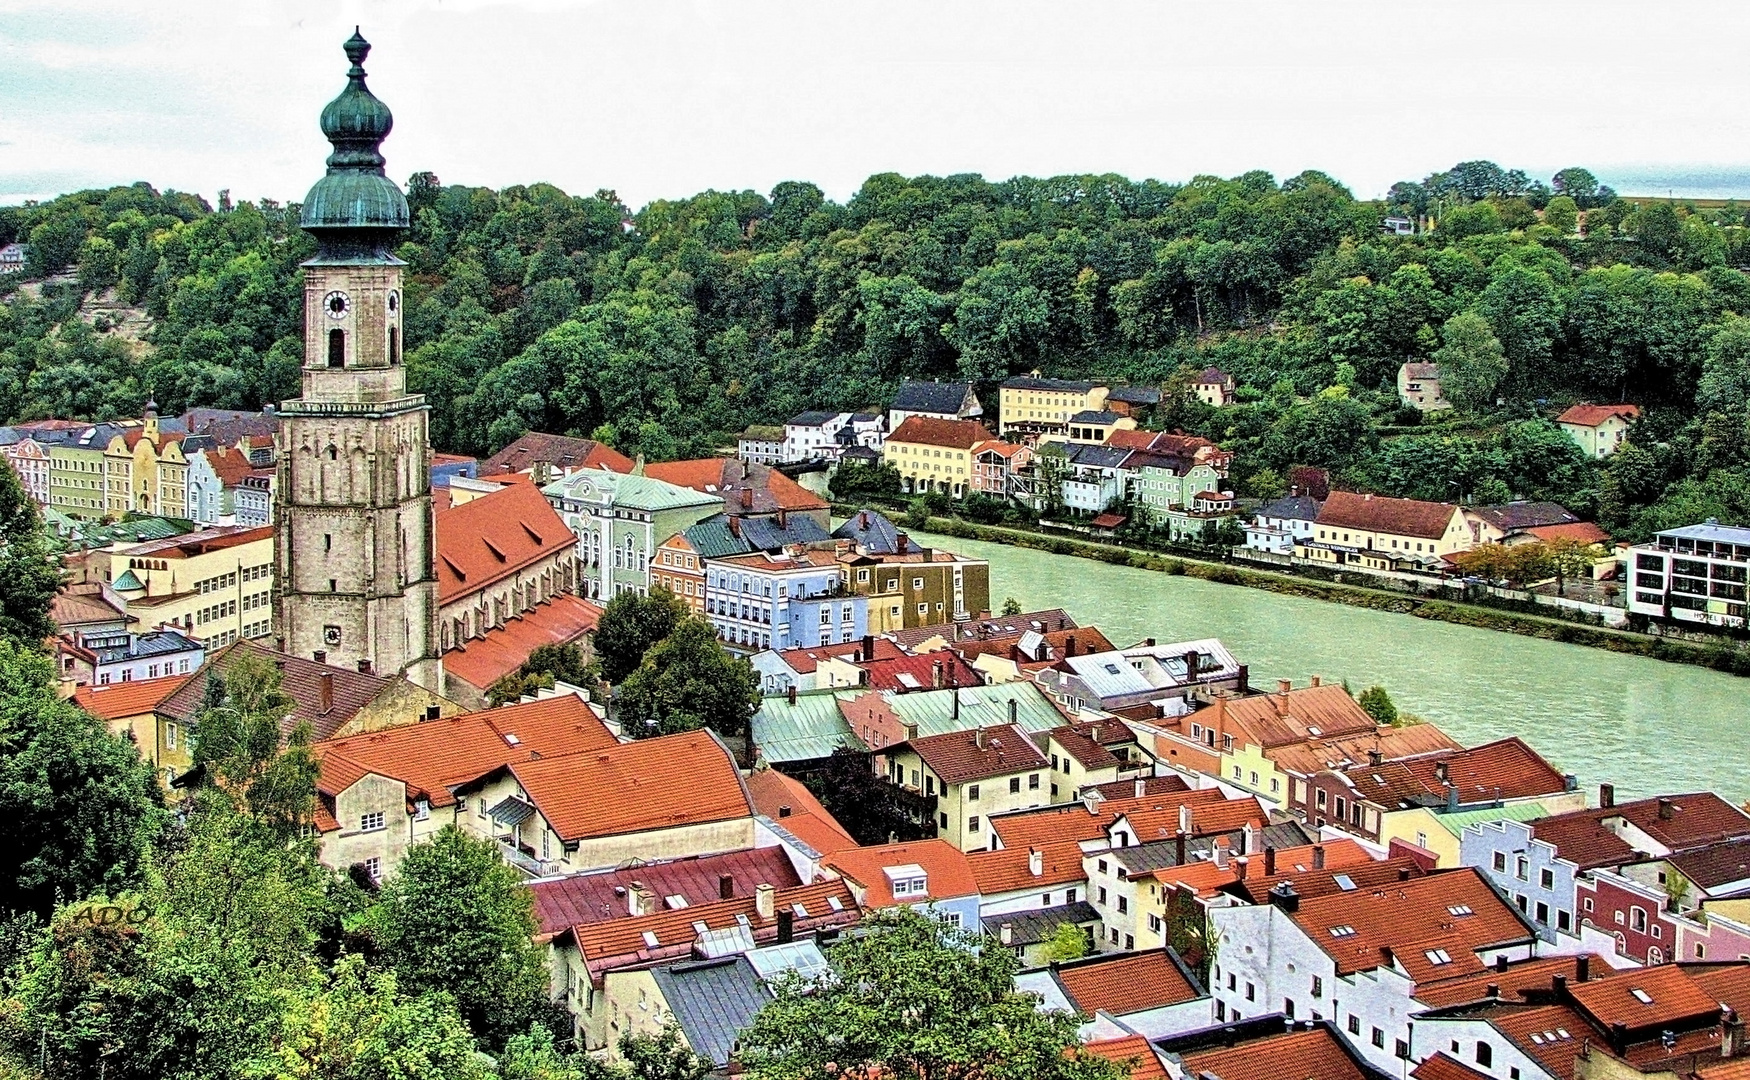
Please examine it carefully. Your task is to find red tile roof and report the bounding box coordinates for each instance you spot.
[1568,963,1722,1033]
[1335,737,1569,809]
[1413,954,1611,1010]
[562,878,860,985]
[1048,725,1120,770]
[508,728,752,843]
[434,481,574,605]
[907,723,1048,785]
[822,839,978,906]
[1179,1027,1374,1080]
[526,846,803,938]
[51,585,127,628]
[1556,403,1640,427]
[1290,868,1534,982]
[73,673,193,719]
[887,416,992,450]
[158,640,400,740]
[440,594,602,692]
[643,458,829,515]
[1056,951,1203,1014]
[1080,1035,1167,1080]
[1082,774,1190,801]
[968,839,1088,896]
[1317,489,1461,540]
[313,694,616,811]
[1266,722,1463,778]
[1412,1053,1494,1080]
[1180,685,1379,752]
[745,768,856,854]
[858,651,981,693]
[1111,795,1268,846]
[775,637,906,674]
[480,432,634,476]
[990,788,1230,849]
[955,626,1116,663]
[197,445,257,487]
[1525,521,1611,545]
[1215,840,1385,901]
[1532,794,1750,870]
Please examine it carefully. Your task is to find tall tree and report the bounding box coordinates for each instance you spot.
[615,617,760,740]
[0,462,64,647]
[189,656,315,841]
[1434,311,1508,412]
[367,825,548,1052]
[591,588,688,685]
[741,909,1122,1080]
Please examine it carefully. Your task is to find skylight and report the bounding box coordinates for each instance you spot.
[1447,904,1474,916]
[503,733,521,746]
[792,903,809,917]
[1332,874,1356,891]
[827,896,844,912]
[1329,925,1356,938]
[1424,949,1452,965]
[664,895,688,909]
[641,930,659,947]
[1631,988,1654,1004]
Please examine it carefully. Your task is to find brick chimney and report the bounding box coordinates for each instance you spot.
[1723,1007,1744,1059]
[786,685,796,706]
[776,908,794,944]
[1276,678,1292,695]
[1235,855,1249,881]
[728,516,741,538]
[1600,783,1615,809]
[318,671,334,714]
[1310,674,1321,688]
[1659,797,1675,821]
[932,661,944,689]
[1065,635,1077,657]
[719,874,735,900]
[1312,844,1326,870]
[740,487,754,509]
[858,510,869,530]
[1263,846,1277,876]
[755,883,776,920]
[896,533,909,554]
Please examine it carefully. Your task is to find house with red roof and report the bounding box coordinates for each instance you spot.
[1017,949,1210,1039]
[1301,490,1475,572]
[821,838,980,930]
[74,673,196,785]
[1166,1019,1390,1080]
[751,634,906,696]
[1210,868,1539,1076]
[480,431,634,482]
[1556,403,1640,459]
[743,767,857,857]
[886,723,1052,852]
[642,457,830,527]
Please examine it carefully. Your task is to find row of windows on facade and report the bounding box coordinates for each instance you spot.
[1315,528,1443,553]
[96,656,195,684]
[705,599,856,624]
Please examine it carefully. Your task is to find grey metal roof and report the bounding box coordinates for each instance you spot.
[1656,520,1750,545]
[832,509,901,554]
[982,900,1100,946]
[488,795,537,826]
[892,380,975,415]
[1068,410,1122,425]
[1106,386,1161,405]
[1063,443,1133,470]
[1061,639,1237,701]
[882,682,1065,739]
[685,513,832,560]
[1470,501,1581,533]
[92,629,201,665]
[1255,495,1323,522]
[1001,375,1100,392]
[787,411,839,427]
[650,956,772,1067]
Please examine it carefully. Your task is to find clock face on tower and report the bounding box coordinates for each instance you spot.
[324,290,351,319]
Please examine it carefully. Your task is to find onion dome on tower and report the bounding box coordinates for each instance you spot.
[300,29,408,259]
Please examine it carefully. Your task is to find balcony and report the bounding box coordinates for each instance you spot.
[496,838,560,879]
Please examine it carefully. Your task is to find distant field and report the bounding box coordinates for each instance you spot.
[1615,194,1744,210]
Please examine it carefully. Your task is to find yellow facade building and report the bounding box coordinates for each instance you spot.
[882,416,990,498]
[103,405,190,518]
[998,374,1109,438]
[105,525,277,648]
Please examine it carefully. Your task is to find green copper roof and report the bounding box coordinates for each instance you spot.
[1431,801,1552,836]
[111,568,145,591]
[751,690,869,764]
[301,29,409,235]
[543,469,719,514]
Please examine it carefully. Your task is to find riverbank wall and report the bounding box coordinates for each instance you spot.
[857,508,1750,678]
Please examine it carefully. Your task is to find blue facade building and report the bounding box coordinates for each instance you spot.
[703,549,866,652]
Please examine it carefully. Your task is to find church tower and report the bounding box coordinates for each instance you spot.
[276,30,439,686]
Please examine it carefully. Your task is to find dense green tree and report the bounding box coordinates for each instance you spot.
[0,462,63,646]
[1434,311,1508,412]
[615,617,760,739]
[591,587,689,685]
[1543,195,1579,235]
[740,909,1122,1080]
[367,826,548,1052]
[1356,685,1398,725]
[189,656,315,840]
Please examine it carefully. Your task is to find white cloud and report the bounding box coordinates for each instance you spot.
[2,0,1748,209]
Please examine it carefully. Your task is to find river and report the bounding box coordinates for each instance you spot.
[904,528,1750,802]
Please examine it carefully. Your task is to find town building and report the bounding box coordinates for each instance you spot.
[1556,403,1640,459]
[703,548,867,653]
[998,373,1110,439]
[1192,367,1236,407]
[970,439,1031,496]
[1017,948,1212,1039]
[653,531,708,613]
[434,479,580,650]
[1106,430,1234,477]
[0,242,26,273]
[185,445,260,525]
[1033,638,1243,716]
[1300,490,1473,571]
[885,723,1051,852]
[1245,491,1323,555]
[479,431,633,483]
[274,34,439,687]
[41,421,128,518]
[102,403,190,518]
[543,466,722,601]
[832,508,902,554]
[890,379,982,428]
[837,539,991,631]
[105,525,276,648]
[1054,443,1133,516]
[1399,361,1451,412]
[643,458,831,529]
[1466,501,1598,546]
[73,674,199,787]
[882,416,991,497]
[1131,451,1229,539]
[782,411,847,463]
[56,625,204,687]
[1624,521,1750,629]
[1063,410,1137,445]
[735,424,784,466]
[821,839,980,926]
[0,434,49,504]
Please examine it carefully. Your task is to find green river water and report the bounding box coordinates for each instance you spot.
[905,528,1750,802]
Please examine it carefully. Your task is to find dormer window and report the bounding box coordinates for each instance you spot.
[883,863,928,898]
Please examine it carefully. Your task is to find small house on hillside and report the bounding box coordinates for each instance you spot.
[1397,362,1449,412]
[1192,368,1235,407]
[1555,403,1639,459]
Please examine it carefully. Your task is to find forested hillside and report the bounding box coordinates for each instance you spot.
[6,162,1750,539]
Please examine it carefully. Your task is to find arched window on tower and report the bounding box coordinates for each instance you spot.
[328,329,345,368]
[389,326,400,366]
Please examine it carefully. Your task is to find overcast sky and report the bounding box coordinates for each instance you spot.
[4,0,1749,211]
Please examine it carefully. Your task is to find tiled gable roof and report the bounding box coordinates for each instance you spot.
[1111,795,1267,846]
[887,416,991,450]
[1469,501,1583,533]
[1556,403,1640,427]
[1668,837,1750,891]
[527,846,802,938]
[832,509,902,554]
[1178,1027,1375,1080]
[1082,774,1189,801]
[1265,722,1462,778]
[1412,1053,1494,1080]
[643,458,830,516]
[159,640,398,740]
[313,694,616,809]
[1317,489,1460,540]
[1047,724,1120,770]
[74,673,193,719]
[907,722,1048,784]
[1052,950,1202,1016]
[434,481,574,604]
[990,788,1230,849]
[1531,794,1750,870]
[1183,684,1379,751]
[822,838,978,905]
[480,432,633,476]
[1289,868,1533,981]
[1256,494,1323,521]
[967,838,1087,896]
[858,651,981,693]
[195,445,257,486]
[1081,1035,1168,1080]
[52,586,127,628]
[1001,375,1099,392]
[1412,953,1607,1009]
[773,637,904,675]
[744,768,856,854]
[509,728,752,842]
[1227,851,1421,905]
[441,594,602,692]
[1335,737,1569,808]
[1567,962,1721,1033]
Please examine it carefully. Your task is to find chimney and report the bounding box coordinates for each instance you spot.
[1267,881,1300,913]
[1175,830,1188,866]
[740,487,753,509]
[728,516,741,538]
[1179,804,1193,835]
[1310,674,1322,688]
[904,721,918,742]
[1236,664,1249,693]
[858,510,869,529]
[318,671,334,713]
[896,533,909,554]
[776,908,794,944]
[1658,797,1675,821]
[1008,699,1018,726]
[1486,983,1500,1000]
[1312,844,1325,870]
[1134,777,1146,798]
[974,725,985,750]
[1380,945,1395,968]
[1495,954,1509,974]
[1576,955,1590,983]
[1600,783,1615,809]
[1000,922,1014,946]
[1398,866,1411,882]
[1264,846,1277,876]
[778,804,792,818]
[1552,973,1568,998]
[1065,635,1077,657]
[777,508,788,529]
[755,883,776,921]
[1009,642,1021,663]
[1235,855,1249,881]
[1277,678,1292,695]
[1723,1007,1744,1059]
[1434,761,1449,784]
[1214,842,1229,870]
[1028,848,1043,877]
[786,685,797,706]
[1183,650,1199,683]
[1145,637,1156,647]
[719,874,735,900]
[1610,1021,1629,1056]
[863,634,875,662]
[357,658,373,675]
[1241,823,1257,855]
[631,885,655,917]
[932,660,944,689]
[952,690,960,723]
[1368,749,1383,767]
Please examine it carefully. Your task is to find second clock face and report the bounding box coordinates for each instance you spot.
[325,290,351,319]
